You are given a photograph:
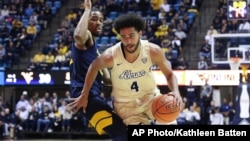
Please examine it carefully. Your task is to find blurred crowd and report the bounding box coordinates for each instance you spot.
[0,90,91,139]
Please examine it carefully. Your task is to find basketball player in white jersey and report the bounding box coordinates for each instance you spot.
[68,13,183,125]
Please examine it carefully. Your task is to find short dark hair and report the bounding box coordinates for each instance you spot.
[114,13,145,34]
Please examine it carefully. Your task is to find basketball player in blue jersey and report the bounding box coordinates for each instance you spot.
[69,0,127,140]
[68,12,183,125]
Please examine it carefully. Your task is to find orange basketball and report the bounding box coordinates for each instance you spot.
[152,94,180,123]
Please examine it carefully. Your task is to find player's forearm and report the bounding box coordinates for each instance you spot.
[167,73,180,94]
[102,68,112,86]
[81,64,99,96]
[73,8,91,45]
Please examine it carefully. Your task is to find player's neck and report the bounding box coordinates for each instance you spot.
[124,44,141,63]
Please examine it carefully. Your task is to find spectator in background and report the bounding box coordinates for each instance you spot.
[51,92,59,106]
[70,110,86,132]
[57,18,71,35]
[127,0,139,11]
[206,100,216,123]
[197,56,208,70]
[174,56,189,70]
[227,19,240,33]
[41,42,52,55]
[55,42,68,55]
[143,26,157,43]
[44,51,55,69]
[228,101,235,124]
[206,56,218,70]
[22,91,29,100]
[66,10,77,21]
[43,3,53,24]
[185,80,198,108]
[32,50,45,70]
[200,84,213,124]
[118,0,129,13]
[212,17,222,32]
[26,21,37,41]
[19,27,32,50]
[54,51,67,68]
[1,5,10,18]
[181,13,190,27]
[64,34,74,47]
[214,40,226,58]
[165,6,176,23]
[176,106,187,125]
[24,4,35,18]
[16,6,25,19]
[200,78,213,99]
[61,106,72,132]
[14,38,26,57]
[50,105,61,131]
[0,44,6,67]
[26,105,39,131]
[220,98,232,125]
[185,105,201,124]
[0,22,9,40]
[144,14,156,29]
[63,91,71,102]
[29,11,38,25]
[16,95,29,112]
[10,19,24,38]
[102,18,114,37]
[178,5,188,18]
[171,35,182,55]
[177,19,188,34]
[238,20,250,33]
[26,59,37,71]
[219,19,229,33]
[192,101,201,115]
[36,105,52,132]
[209,106,224,125]
[205,25,218,46]
[5,39,20,66]
[199,40,211,59]
[3,107,16,139]
[155,18,169,38]
[160,0,171,13]
[37,10,48,30]
[158,7,167,20]
[15,106,29,130]
[174,26,187,45]
[171,36,182,61]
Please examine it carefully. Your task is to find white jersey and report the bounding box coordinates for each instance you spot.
[110,40,158,102]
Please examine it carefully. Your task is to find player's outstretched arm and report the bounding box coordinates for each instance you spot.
[68,49,113,113]
[73,0,93,49]
[149,43,183,106]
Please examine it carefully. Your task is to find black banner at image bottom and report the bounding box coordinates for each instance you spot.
[128,125,250,139]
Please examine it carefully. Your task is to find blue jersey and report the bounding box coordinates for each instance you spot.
[70,42,103,98]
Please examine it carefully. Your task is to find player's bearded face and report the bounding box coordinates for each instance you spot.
[120,27,141,53]
[89,12,103,36]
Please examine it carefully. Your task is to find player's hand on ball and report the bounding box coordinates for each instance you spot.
[168,92,183,109]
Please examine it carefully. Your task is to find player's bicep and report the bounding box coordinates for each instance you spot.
[93,49,113,70]
[150,46,173,75]
[74,30,93,49]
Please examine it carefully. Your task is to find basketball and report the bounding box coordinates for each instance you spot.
[152,94,181,123]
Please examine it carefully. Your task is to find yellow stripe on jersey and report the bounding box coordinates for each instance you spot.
[70,58,73,65]
[89,110,112,135]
